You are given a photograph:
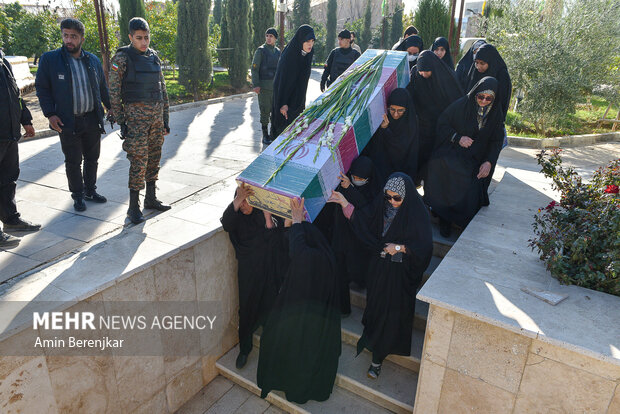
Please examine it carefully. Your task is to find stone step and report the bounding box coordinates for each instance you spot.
[340,305,425,373]
[349,286,431,331]
[216,344,395,414]
[431,223,460,258]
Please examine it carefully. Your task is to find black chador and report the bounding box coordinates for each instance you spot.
[346,173,433,367]
[407,50,463,181]
[271,24,315,139]
[220,197,283,361]
[455,39,486,90]
[331,156,381,314]
[465,43,511,121]
[257,222,341,404]
[395,35,424,71]
[424,77,505,228]
[362,88,419,183]
[431,37,454,69]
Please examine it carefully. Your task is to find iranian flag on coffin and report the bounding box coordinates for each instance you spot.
[237,49,410,221]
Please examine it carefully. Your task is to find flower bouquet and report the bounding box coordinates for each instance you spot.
[237,49,410,221]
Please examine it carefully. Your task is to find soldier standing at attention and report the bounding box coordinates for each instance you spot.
[251,28,281,145]
[320,29,360,92]
[108,17,171,224]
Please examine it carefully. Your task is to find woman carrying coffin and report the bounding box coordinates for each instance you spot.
[395,35,424,71]
[328,173,433,379]
[455,39,486,90]
[424,77,504,237]
[220,184,284,369]
[407,50,463,183]
[362,88,418,183]
[331,156,382,314]
[270,25,315,140]
[257,198,341,403]
[431,37,454,69]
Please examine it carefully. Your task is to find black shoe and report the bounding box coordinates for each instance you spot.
[73,197,86,212]
[261,125,271,145]
[367,363,382,379]
[85,190,107,203]
[144,182,171,211]
[127,190,145,224]
[235,352,248,369]
[439,218,452,238]
[3,218,41,232]
[0,231,20,248]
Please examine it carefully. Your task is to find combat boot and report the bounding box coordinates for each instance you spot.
[144,182,171,211]
[261,125,271,145]
[127,190,145,224]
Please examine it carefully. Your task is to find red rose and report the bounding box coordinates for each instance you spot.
[604,185,619,194]
[545,200,557,211]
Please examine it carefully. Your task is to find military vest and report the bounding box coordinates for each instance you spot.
[330,48,358,82]
[119,46,163,103]
[258,45,280,81]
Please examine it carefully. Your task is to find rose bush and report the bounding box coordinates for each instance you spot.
[529,149,619,296]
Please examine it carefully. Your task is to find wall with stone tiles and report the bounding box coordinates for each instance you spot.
[0,229,240,414]
[414,305,620,414]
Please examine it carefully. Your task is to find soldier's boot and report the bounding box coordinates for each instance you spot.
[127,190,145,224]
[144,182,171,211]
[261,124,271,145]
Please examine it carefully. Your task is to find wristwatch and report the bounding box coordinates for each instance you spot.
[395,245,401,252]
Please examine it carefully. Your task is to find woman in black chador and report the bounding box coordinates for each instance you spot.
[362,88,419,183]
[220,184,284,369]
[424,77,505,237]
[465,43,512,122]
[431,37,454,69]
[328,173,433,379]
[257,198,341,404]
[270,25,316,140]
[455,39,486,90]
[407,50,463,183]
[331,156,382,314]
[395,35,424,71]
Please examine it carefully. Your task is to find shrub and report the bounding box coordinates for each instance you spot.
[529,150,620,296]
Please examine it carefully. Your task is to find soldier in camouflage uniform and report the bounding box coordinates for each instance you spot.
[251,28,280,145]
[108,17,170,224]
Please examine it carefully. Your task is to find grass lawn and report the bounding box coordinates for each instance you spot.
[164,70,251,105]
[506,96,619,138]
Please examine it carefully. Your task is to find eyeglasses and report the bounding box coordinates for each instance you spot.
[389,107,406,115]
[384,193,403,202]
[476,94,494,102]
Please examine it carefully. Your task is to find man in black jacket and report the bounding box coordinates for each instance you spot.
[35,18,111,212]
[0,49,40,248]
[320,29,360,93]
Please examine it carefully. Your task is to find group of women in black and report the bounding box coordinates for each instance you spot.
[221,24,511,404]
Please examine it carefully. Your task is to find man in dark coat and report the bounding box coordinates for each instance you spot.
[221,184,284,369]
[36,18,111,212]
[0,49,40,248]
[320,29,361,92]
[251,28,281,145]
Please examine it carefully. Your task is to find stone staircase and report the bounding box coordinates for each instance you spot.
[215,221,460,414]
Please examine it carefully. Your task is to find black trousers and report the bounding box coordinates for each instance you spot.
[0,140,20,224]
[59,111,101,197]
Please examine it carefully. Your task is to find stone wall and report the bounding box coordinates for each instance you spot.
[0,229,240,414]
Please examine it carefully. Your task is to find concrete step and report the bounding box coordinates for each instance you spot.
[340,305,425,373]
[216,345,395,414]
[349,286,430,331]
[431,223,461,258]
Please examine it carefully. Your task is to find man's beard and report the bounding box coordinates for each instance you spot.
[65,40,83,53]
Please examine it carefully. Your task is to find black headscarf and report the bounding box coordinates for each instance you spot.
[465,43,511,119]
[411,50,463,111]
[347,155,382,202]
[395,34,423,52]
[455,39,486,88]
[271,25,316,136]
[431,37,454,69]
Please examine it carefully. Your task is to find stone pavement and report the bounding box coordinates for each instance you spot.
[0,69,322,284]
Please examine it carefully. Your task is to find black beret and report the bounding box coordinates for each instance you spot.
[265,28,278,39]
[338,29,351,39]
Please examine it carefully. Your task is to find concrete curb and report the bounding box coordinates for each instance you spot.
[508,132,620,149]
[21,91,256,143]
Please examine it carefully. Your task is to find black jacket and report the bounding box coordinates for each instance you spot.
[0,51,32,141]
[35,47,110,133]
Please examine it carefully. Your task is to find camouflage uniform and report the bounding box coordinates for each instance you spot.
[108,47,169,191]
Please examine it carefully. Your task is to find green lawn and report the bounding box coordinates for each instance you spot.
[164,70,250,104]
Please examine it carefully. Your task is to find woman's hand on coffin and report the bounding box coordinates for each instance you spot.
[339,172,351,189]
[290,197,305,224]
[233,184,254,211]
[327,190,349,208]
[459,136,474,148]
[381,114,389,129]
[477,161,492,179]
[263,211,275,229]
[280,105,289,119]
